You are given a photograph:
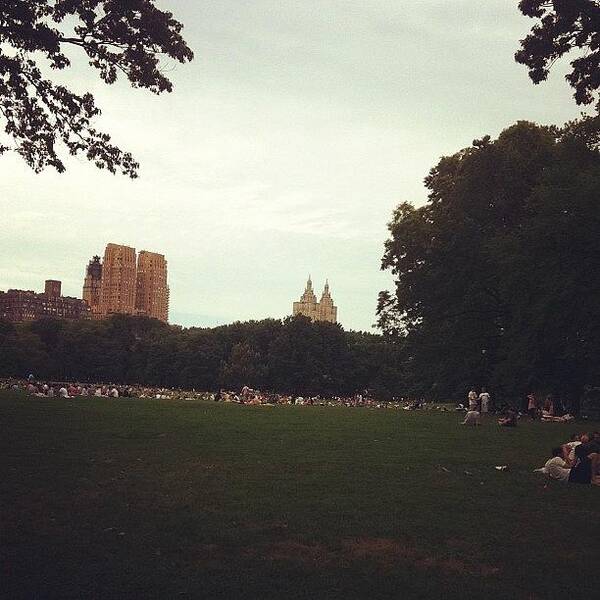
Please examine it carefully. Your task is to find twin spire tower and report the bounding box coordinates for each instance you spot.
[292,276,337,323]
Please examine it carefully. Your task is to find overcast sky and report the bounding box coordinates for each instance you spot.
[0,1,582,331]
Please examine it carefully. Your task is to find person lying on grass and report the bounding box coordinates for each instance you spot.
[498,408,517,427]
[541,410,575,423]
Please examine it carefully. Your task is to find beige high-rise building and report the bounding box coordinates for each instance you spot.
[99,243,137,317]
[82,255,103,318]
[136,251,169,323]
[83,244,170,322]
[293,277,337,323]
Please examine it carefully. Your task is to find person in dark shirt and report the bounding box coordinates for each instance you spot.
[568,434,600,484]
[591,432,600,484]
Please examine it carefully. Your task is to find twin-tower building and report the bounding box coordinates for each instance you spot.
[292,276,337,323]
[83,243,169,323]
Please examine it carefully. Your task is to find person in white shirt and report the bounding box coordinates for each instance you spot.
[479,388,491,413]
[565,434,582,462]
[59,386,69,398]
[544,447,572,481]
[468,389,478,411]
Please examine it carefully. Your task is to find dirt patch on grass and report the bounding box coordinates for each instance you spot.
[245,540,332,566]
[192,536,501,577]
[344,537,415,559]
[343,537,500,576]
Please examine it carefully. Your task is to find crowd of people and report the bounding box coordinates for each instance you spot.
[2,378,590,423]
[1,380,590,425]
[2,377,431,410]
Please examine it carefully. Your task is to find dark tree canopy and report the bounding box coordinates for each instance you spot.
[516,0,600,110]
[0,314,405,399]
[0,1,193,177]
[378,118,600,405]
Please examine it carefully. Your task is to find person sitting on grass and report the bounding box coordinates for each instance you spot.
[544,446,573,482]
[498,408,517,427]
[462,409,481,426]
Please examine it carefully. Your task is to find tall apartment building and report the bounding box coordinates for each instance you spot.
[0,280,89,322]
[99,243,137,317]
[136,251,169,322]
[82,255,103,318]
[293,277,337,323]
[82,244,169,323]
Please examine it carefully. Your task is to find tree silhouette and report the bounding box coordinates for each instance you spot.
[0,1,193,177]
[516,0,600,111]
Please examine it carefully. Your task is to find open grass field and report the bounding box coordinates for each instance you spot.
[1,390,599,599]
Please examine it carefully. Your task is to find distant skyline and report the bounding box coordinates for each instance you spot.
[0,1,584,331]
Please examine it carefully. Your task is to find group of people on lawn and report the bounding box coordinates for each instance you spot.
[459,386,598,486]
[23,380,128,399]
[544,431,600,486]
[6,376,600,486]
[461,388,574,427]
[461,388,492,426]
[5,377,414,409]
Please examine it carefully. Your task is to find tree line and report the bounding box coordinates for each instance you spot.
[3,118,600,408]
[0,315,405,399]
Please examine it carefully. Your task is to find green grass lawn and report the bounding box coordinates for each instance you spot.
[1,390,599,599]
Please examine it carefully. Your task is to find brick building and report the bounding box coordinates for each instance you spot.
[0,280,90,323]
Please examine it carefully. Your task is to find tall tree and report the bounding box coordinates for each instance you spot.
[516,0,600,110]
[378,119,600,404]
[0,1,193,176]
